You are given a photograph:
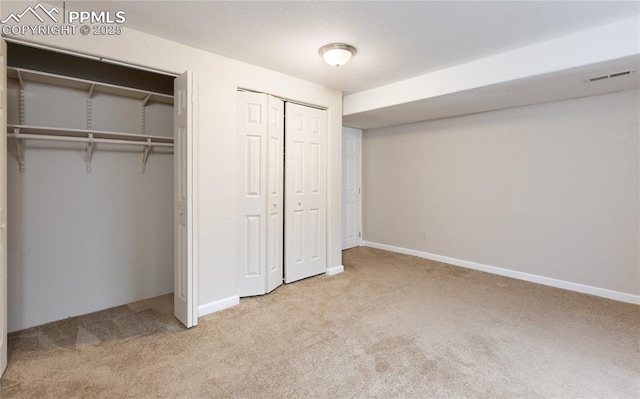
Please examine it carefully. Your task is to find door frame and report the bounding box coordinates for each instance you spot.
[0,38,199,342]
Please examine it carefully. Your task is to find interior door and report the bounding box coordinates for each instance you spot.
[0,38,7,376]
[174,71,196,328]
[266,96,284,293]
[342,127,362,250]
[285,102,327,283]
[237,91,268,296]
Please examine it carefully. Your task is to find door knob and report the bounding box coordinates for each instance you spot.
[273,202,277,208]
[298,201,302,206]
[179,209,184,215]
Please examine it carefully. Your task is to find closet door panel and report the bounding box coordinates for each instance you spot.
[284,103,326,283]
[310,208,320,259]
[293,209,305,263]
[245,216,261,277]
[293,141,304,193]
[342,128,362,250]
[285,106,306,283]
[237,91,268,297]
[246,136,262,196]
[174,71,196,328]
[266,96,284,293]
[306,107,327,277]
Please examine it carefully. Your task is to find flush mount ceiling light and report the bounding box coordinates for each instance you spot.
[319,43,357,67]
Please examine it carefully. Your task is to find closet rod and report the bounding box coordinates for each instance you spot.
[7,133,174,147]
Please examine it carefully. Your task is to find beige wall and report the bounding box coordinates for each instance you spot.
[363,89,639,296]
[1,1,343,313]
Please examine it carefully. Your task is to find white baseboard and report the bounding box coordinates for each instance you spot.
[198,295,239,317]
[326,264,344,276]
[362,241,640,305]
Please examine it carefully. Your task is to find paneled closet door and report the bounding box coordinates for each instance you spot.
[237,91,268,297]
[266,96,284,293]
[237,92,284,296]
[284,103,327,283]
[342,128,362,250]
[174,71,196,328]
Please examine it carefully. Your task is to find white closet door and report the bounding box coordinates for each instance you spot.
[0,38,7,376]
[237,91,268,296]
[342,127,362,250]
[266,96,284,293]
[237,92,285,296]
[174,71,196,328]
[285,103,327,283]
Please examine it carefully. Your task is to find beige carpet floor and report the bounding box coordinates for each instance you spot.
[1,246,638,398]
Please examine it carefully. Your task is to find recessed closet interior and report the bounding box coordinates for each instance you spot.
[5,42,176,332]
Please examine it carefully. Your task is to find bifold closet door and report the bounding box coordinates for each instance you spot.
[174,71,196,328]
[284,103,327,283]
[266,96,284,293]
[237,91,284,296]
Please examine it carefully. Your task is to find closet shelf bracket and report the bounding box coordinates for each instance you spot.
[17,70,24,90]
[14,128,25,172]
[85,133,95,173]
[141,138,152,174]
[141,94,151,107]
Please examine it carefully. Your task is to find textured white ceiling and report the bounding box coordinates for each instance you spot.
[73,1,639,94]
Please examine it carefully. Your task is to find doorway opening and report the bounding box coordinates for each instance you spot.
[3,41,196,337]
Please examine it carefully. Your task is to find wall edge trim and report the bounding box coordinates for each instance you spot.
[326,264,344,276]
[198,295,240,317]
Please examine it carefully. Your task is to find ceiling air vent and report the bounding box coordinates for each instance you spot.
[584,69,636,83]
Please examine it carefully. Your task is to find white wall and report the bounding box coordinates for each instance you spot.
[1,1,343,319]
[6,79,174,331]
[363,89,639,298]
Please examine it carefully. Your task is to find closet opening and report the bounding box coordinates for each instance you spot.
[4,41,196,336]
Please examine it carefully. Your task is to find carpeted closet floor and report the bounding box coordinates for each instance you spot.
[1,246,638,398]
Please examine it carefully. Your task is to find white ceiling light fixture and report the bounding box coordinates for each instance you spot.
[319,43,357,67]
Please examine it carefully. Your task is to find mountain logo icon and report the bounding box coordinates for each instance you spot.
[1,3,60,24]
